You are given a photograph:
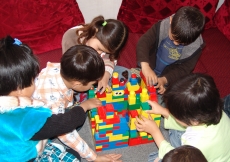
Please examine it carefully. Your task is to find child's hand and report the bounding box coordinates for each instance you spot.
[136,115,165,149]
[97,71,111,94]
[79,98,102,112]
[146,100,169,118]
[155,77,167,94]
[135,115,158,135]
[94,154,122,162]
[141,62,158,86]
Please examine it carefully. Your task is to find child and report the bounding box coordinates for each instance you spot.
[62,15,130,94]
[0,35,109,161]
[135,73,230,162]
[162,145,207,162]
[136,6,205,94]
[33,45,122,162]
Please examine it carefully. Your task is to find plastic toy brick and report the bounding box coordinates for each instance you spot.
[126,82,140,91]
[112,72,120,85]
[88,71,160,151]
[140,88,149,102]
[96,91,106,98]
[128,91,136,105]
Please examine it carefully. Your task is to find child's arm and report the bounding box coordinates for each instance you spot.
[31,105,87,140]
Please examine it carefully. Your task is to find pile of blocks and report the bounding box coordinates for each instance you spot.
[88,72,161,151]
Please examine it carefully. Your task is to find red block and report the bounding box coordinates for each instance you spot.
[128,137,141,146]
[105,104,114,112]
[116,141,128,146]
[98,106,106,119]
[95,139,109,144]
[149,94,157,102]
[96,91,106,98]
[129,110,138,118]
[104,115,120,124]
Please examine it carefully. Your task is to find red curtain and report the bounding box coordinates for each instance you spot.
[0,0,84,54]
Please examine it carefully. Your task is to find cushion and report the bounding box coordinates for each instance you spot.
[214,0,230,41]
[118,0,219,34]
[190,0,219,29]
[0,0,84,54]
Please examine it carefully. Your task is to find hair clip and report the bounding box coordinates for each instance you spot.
[13,38,22,46]
[102,21,107,26]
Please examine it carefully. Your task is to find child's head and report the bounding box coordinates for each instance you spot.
[61,45,105,92]
[76,15,128,61]
[0,35,40,97]
[170,6,205,45]
[162,145,207,162]
[163,73,223,126]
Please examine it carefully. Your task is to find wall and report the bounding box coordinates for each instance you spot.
[76,0,122,23]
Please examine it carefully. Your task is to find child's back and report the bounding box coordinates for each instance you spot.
[163,73,230,161]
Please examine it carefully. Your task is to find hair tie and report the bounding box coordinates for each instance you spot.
[102,21,107,26]
[13,38,22,46]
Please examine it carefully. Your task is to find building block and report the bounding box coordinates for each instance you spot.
[88,71,161,151]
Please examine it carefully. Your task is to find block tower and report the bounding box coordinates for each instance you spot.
[88,71,161,151]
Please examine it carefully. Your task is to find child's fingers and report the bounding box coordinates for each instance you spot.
[140,115,148,121]
[148,114,153,120]
[108,154,122,159]
[135,116,143,124]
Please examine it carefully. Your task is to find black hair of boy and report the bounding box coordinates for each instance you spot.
[0,35,40,95]
[171,6,205,45]
[60,45,105,85]
[163,73,223,126]
[162,145,208,162]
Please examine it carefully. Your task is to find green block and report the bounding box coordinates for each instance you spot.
[88,89,95,98]
[112,95,124,99]
[141,102,150,110]
[128,103,141,110]
[130,131,138,138]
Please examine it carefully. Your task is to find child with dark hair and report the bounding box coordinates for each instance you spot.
[62,15,130,93]
[162,145,207,162]
[137,6,205,94]
[33,45,122,162]
[0,35,105,161]
[135,73,230,162]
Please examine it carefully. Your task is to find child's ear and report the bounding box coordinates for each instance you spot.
[72,81,82,87]
[191,120,199,126]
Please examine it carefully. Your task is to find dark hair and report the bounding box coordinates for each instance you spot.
[171,6,205,45]
[162,145,208,162]
[76,15,128,61]
[0,35,40,95]
[163,73,223,126]
[60,45,105,85]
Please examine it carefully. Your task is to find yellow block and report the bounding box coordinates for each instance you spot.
[139,131,147,136]
[129,117,137,130]
[98,124,113,129]
[109,134,123,141]
[106,92,113,102]
[96,145,102,149]
[140,88,149,102]
[127,82,140,91]
[128,91,136,105]
[155,120,160,127]
[106,115,114,119]
[95,115,103,123]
